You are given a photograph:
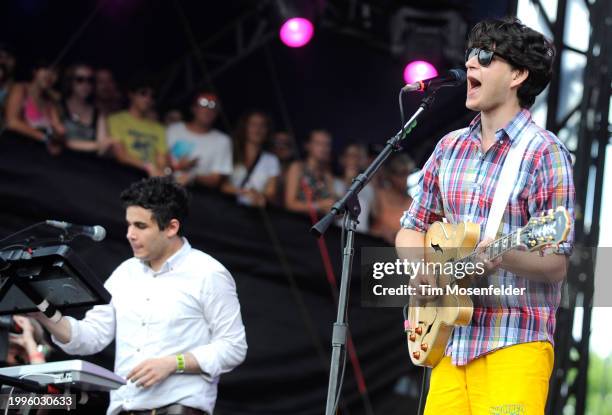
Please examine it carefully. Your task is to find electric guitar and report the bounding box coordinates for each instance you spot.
[405,206,572,367]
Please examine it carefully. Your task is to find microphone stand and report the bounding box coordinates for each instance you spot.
[312,90,440,415]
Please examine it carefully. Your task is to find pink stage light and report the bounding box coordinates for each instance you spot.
[403,61,438,84]
[279,17,314,48]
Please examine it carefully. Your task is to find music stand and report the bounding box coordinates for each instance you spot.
[0,244,110,316]
[0,244,112,412]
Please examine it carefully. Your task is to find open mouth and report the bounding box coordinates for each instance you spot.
[467,76,482,94]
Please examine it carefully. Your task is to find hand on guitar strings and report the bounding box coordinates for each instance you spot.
[474,237,503,278]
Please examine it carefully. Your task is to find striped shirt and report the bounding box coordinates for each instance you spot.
[400,109,575,365]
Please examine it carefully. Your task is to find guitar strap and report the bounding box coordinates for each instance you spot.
[439,123,536,239]
[483,123,535,240]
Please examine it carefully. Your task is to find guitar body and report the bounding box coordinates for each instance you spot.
[403,207,571,368]
[407,221,480,367]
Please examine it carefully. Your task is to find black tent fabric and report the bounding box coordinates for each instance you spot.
[0,132,419,414]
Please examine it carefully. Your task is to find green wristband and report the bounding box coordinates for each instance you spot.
[176,354,185,373]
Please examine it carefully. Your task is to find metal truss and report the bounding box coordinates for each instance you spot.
[154,1,277,114]
[519,0,612,413]
[154,1,469,111]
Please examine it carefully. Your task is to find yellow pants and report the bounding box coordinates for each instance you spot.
[424,341,554,415]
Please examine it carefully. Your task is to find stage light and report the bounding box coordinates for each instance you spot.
[279,17,314,48]
[403,61,438,84]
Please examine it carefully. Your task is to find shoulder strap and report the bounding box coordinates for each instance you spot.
[439,128,468,219]
[483,124,536,239]
[240,151,263,188]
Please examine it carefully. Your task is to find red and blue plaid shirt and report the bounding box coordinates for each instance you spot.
[400,109,575,365]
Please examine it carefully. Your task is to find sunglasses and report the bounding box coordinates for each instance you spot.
[465,47,511,67]
[196,97,217,109]
[74,75,94,84]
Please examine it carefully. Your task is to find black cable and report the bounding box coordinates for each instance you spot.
[417,367,428,415]
[172,0,231,132]
[340,212,346,256]
[51,0,106,69]
[332,345,349,414]
[0,222,46,245]
[256,206,330,370]
[331,213,350,414]
[399,89,407,132]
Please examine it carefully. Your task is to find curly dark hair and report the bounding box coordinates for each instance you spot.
[467,17,555,108]
[120,176,190,233]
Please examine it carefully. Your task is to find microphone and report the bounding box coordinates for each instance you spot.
[45,220,106,242]
[402,69,466,92]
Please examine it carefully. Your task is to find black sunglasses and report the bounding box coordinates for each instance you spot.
[465,47,511,67]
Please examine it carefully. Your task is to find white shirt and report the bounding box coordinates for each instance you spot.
[333,178,375,233]
[167,122,233,176]
[52,239,247,415]
[229,151,280,205]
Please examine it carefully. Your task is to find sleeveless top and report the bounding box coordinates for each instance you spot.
[62,100,98,141]
[297,164,334,202]
[23,92,52,130]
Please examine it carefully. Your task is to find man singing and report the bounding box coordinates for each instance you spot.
[32,176,247,415]
[396,17,575,414]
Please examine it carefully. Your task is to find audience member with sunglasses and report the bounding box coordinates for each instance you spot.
[108,79,169,177]
[60,62,116,154]
[395,17,575,414]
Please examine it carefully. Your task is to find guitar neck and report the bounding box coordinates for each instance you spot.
[463,228,522,264]
[455,207,570,272]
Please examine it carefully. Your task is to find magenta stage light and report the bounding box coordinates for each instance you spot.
[279,17,314,48]
[403,61,438,84]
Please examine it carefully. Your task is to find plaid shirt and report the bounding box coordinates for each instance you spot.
[400,109,575,365]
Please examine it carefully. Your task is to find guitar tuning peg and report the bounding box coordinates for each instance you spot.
[412,351,421,360]
[415,327,423,335]
[420,343,429,351]
[409,334,416,342]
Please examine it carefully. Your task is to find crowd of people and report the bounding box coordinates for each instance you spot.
[0,43,417,243]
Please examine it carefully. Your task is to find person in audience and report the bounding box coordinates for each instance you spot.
[270,130,298,207]
[167,92,232,188]
[61,62,115,154]
[5,59,65,155]
[271,130,297,167]
[221,110,279,206]
[7,315,49,365]
[108,80,168,176]
[370,152,415,243]
[285,129,336,214]
[0,42,16,129]
[333,142,375,233]
[95,68,122,115]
